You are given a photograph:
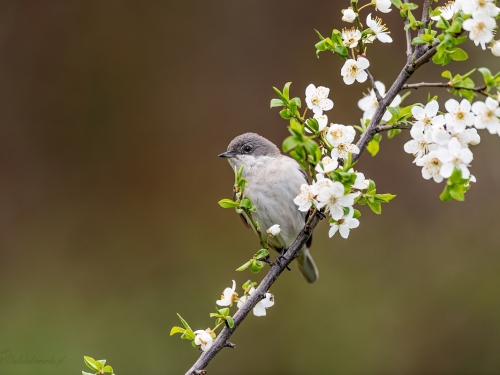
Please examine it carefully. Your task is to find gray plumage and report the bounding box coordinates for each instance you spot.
[219,133,318,283]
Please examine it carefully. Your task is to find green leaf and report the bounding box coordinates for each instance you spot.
[375,193,396,202]
[282,136,301,152]
[442,70,452,80]
[353,209,361,219]
[283,82,292,100]
[440,186,452,201]
[82,372,94,375]
[176,313,192,331]
[236,259,253,272]
[390,0,402,8]
[449,48,468,61]
[84,357,99,372]
[251,260,265,273]
[279,109,293,119]
[272,87,288,103]
[103,365,114,374]
[306,118,319,133]
[387,129,401,139]
[270,98,285,108]
[170,326,186,336]
[449,184,464,201]
[304,139,319,158]
[366,134,382,156]
[218,199,239,208]
[97,360,106,366]
[290,97,301,108]
[181,328,195,340]
[255,249,270,259]
[367,200,382,214]
[226,316,235,328]
[239,197,253,209]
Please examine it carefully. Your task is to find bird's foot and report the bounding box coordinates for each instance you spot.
[276,255,291,271]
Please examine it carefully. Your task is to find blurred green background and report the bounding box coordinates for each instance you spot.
[1,1,499,374]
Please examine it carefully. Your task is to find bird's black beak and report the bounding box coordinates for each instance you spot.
[218,151,236,158]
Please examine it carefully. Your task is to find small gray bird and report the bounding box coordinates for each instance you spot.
[219,132,318,283]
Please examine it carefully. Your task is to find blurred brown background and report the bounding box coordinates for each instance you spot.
[0,1,499,374]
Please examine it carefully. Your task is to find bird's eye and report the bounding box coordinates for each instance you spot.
[243,145,252,153]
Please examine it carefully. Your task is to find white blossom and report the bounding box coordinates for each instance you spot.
[194,330,213,352]
[342,8,357,23]
[267,224,281,236]
[358,81,401,123]
[437,138,473,179]
[342,27,362,48]
[472,97,500,134]
[431,1,456,20]
[331,143,360,160]
[450,127,481,147]
[366,14,393,43]
[416,151,445,183]
[237,287,274,317]
[315,156,339,174]
[314,113,328,131]
[316,181,359,220]
[326,124,355,147]
[341,57,370,85]
[490,41,500,56]
[404,130,437,161]
[462,13,496,50]
[329,207,360,239]
[351,170,369,190]
[462,0,499,17]
[373,0,392,13]
[305,84,334,115]
[444,98,475,133]
[293,184,316,212]
[410,100,446,139]
[216,280,238,307]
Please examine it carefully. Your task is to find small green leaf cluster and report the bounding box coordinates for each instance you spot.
[414,11,470,66]
[356,180,396,214]
[439,167,472,202]
[440,68,500,102]
[236,249,270,274]
[396,1,422,31]
[314,29,348,59]
[82,356,114,375]
[210,307,235,329]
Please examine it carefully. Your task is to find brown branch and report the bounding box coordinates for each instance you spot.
[402,82,489,97]
[366,69,383,103]
[418,0,431,37]
[185,210,323,375]
[185,2,440,373]
[376,124,412,133]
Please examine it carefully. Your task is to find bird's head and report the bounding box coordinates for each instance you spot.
[218,133,280,169]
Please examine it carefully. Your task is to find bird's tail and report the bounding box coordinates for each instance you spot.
[297,247,319,284]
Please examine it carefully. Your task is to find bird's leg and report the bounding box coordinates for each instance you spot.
[276,249,291,271]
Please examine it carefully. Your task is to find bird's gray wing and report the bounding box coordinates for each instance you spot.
[234,187,251,229]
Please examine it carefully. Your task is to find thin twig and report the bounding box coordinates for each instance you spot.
[402,82,489,97]
[376,124,412,133]
[418,0,431,37]
[366,69,383,103]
